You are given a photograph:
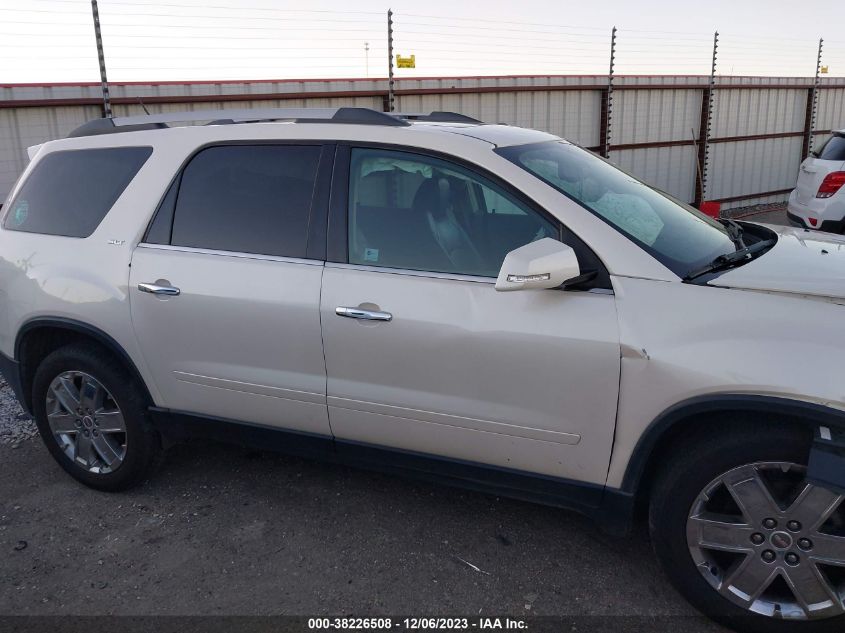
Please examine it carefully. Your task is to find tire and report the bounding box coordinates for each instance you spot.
[650,420,845,633]
[32,342,163,491]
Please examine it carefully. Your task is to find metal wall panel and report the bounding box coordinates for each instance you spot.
[609,145,698,203]
[816,88,845,133]
[612,89,701,144]
[708,136,804,209]
[397,89,600,146]
[711,88,807,137]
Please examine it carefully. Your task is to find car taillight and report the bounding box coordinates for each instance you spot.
[817,172,845,198]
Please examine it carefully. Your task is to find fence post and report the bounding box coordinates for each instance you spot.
[90,0,112,118]
[600,26,616,158]
[803,38,824,158]
[694,31,718,208]
[386,9,395,112]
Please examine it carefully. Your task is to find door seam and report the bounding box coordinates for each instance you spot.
[317,262,335,437]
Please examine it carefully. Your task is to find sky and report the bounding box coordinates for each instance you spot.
[0,0,843,84]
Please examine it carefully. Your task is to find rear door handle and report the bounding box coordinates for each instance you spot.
[138,282,180,296]
[335,306,392,322]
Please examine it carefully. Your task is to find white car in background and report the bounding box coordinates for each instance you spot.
[788,130,845,232]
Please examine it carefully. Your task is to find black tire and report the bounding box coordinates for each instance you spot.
[32,342,163,491]
[649,420,845,633]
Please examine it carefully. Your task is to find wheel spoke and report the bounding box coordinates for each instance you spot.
[788,484,843,531]
[783,561,841,615]
[722,465,783,522]
[78,375,103,412]
[47,411,78,435]
[809,533,845,567]
[51,376,81,413]
[92,433,123,468]
[74,432,93,468]
[722,555,778,604]
[688,514,755,553]
[94,409,126,433]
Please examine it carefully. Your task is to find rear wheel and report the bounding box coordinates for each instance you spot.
[650,422,845,633]
[32,343,162,491]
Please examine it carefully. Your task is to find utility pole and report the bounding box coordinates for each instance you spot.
[365,41,370,78]
[602,26,616,159]
[387,10,395,112]
[90,0,112,118]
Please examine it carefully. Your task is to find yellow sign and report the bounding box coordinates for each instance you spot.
[820,65,829,74]
[396,54,416,69]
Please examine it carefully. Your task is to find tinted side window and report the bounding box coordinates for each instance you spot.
[818,135,845,161]
[169,145,321,257]
[348,148,558,277]
[4,147,152,237]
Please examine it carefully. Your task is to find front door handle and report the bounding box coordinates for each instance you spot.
[335,306,392,322]
[138,282,181,296]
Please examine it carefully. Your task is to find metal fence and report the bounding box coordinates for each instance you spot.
[2,3,845,211]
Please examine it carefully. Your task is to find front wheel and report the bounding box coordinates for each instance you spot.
[650,422,845,633]
[32,343,163,491]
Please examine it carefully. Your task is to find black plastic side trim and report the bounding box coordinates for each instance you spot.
[621,394,845,494]
[326,145,351,264]
[149,407,335,460]
[305,144,336,262]
[0,351,26,413]
[15,318,153,412]
[149,407,627,530]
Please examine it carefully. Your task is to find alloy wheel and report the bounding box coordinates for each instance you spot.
[687,461,845,620]
[45,370,127,474]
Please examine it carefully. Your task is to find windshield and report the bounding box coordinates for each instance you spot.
[497,141,736,277]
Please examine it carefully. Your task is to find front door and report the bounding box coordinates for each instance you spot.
[130,143,333,436]
[320,146,620,485]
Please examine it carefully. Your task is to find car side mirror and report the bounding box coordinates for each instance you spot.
[495,238,581,292]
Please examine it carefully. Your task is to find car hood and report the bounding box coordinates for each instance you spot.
[711,224,845,301]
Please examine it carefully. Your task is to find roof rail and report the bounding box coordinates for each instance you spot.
[67,107,410,138]
[392,111,483,124]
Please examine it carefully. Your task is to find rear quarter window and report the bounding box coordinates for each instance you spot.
[4,146,152,238]
[817,135,845,161]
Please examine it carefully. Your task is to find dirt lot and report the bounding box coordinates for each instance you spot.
[0,428,726,630]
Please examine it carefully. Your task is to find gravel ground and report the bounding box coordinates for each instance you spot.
[0,378,724,631]
[0,379,37,446]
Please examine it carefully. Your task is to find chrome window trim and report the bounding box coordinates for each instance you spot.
[135,242,323,266]
[326,262,495,284]
[327,262,614,295]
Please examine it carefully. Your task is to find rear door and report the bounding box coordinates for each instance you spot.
[129,143,334,436]
[796,134,845,203]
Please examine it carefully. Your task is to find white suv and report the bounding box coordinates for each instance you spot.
[789,130,845,232]
[2,107,845,632]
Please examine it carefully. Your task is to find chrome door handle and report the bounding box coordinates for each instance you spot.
[335,306,392,321]
[138,282,180,296]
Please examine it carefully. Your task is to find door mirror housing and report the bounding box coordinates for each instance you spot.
[495,238,581,292]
